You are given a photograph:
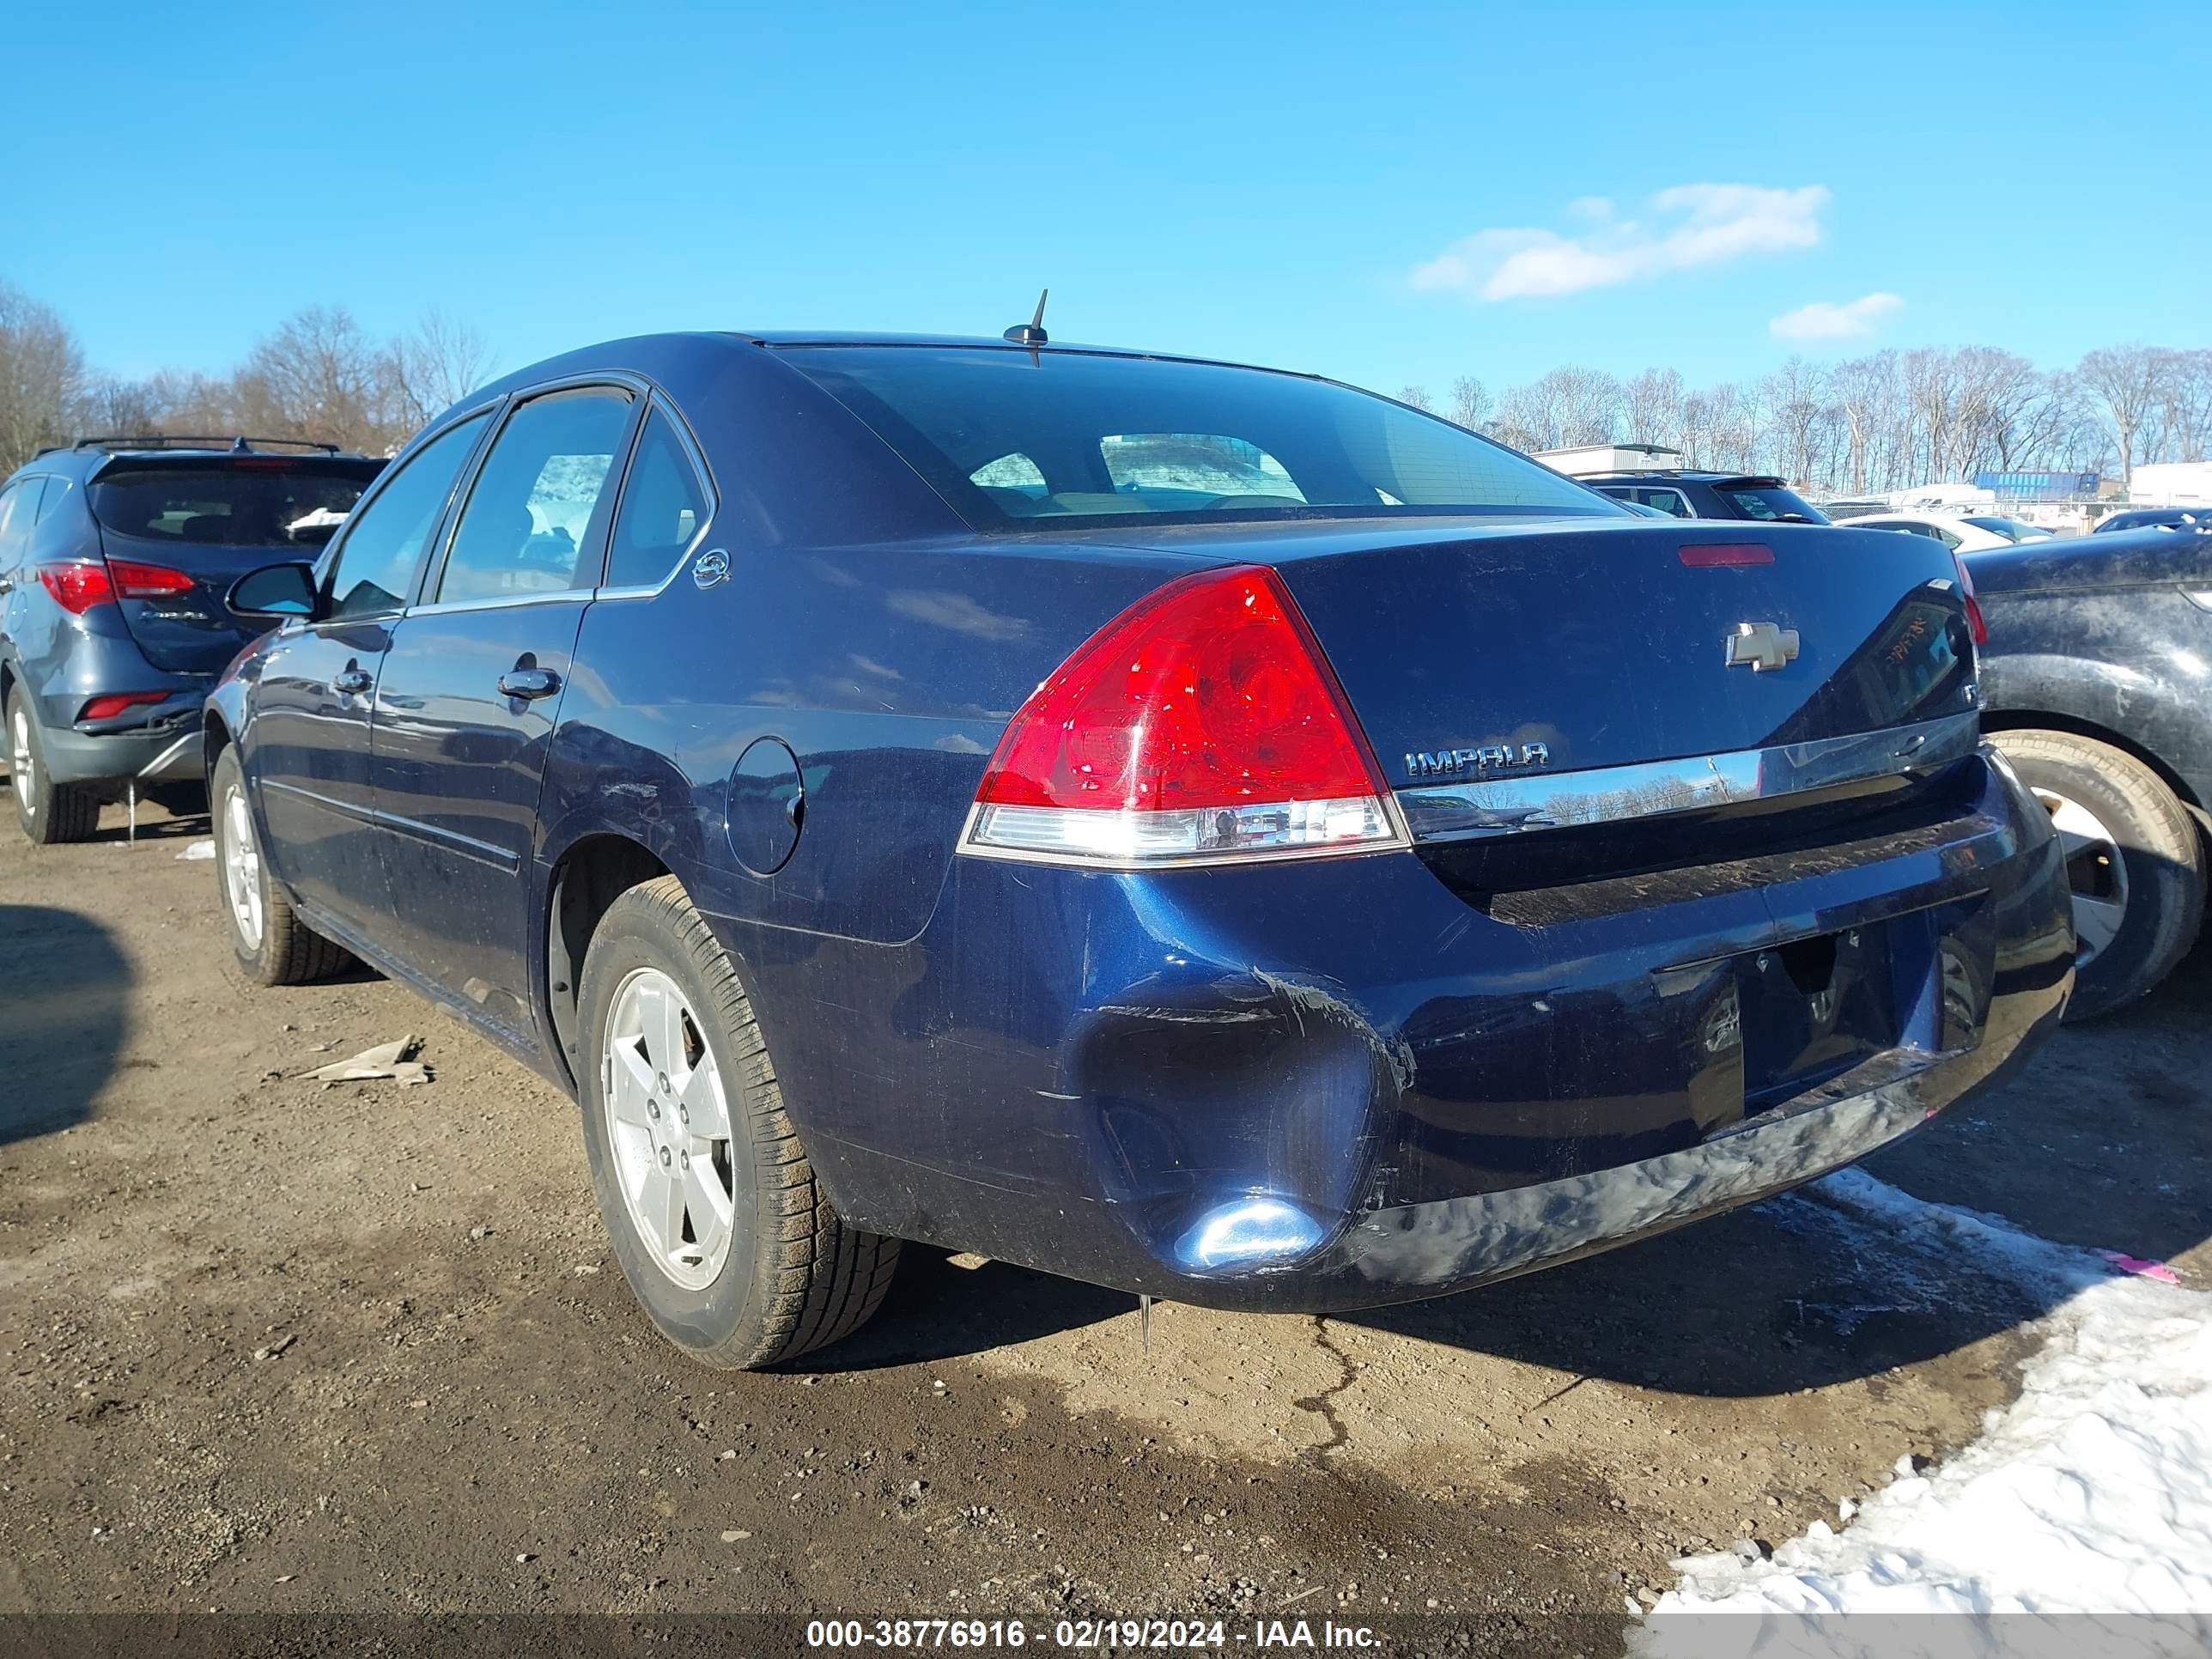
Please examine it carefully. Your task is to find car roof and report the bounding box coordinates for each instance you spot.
[1582,471,1787,487]
[733,331,1276,371]
[15,436,377,482]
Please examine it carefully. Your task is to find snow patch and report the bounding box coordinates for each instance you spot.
[1637,1170,2212,1653]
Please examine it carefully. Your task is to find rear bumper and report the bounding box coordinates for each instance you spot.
[36,706,204,787]
[724,744,2075,1311]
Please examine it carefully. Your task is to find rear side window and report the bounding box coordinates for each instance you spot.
[325,415,490,619]
[0,481,33,564]
[605,405,711,590]
[88,465,375,550]
[436,389,633,605]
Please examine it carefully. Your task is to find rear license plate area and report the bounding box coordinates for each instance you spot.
[1735,925,1901,1111]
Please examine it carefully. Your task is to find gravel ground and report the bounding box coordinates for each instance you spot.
[3,793,2207,1652]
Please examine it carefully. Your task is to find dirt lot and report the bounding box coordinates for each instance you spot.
[3,794,2209,1650]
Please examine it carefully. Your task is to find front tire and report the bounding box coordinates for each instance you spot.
[1991,728,2206,1021]
[210,745,352,985]
[8,689,100,845]
[577,876,900,1368]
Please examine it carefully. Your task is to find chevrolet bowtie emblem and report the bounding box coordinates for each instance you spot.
[1726,620,1800,672]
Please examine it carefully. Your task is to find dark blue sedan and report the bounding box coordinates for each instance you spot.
[202,331,2075,1368]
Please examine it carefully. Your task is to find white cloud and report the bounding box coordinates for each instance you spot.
[1769,291,1905,340]
[1411,184,1829,301]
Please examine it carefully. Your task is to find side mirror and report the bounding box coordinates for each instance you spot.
[227,561,319,621]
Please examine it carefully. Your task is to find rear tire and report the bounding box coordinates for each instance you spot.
[577,875,900,1368]
[1991,728,2205,1021]
[8,689,100,845]
[210,745,353,986]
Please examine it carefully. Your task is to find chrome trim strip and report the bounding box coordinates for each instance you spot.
[401,590,591,620]
[1395,711,1980,844]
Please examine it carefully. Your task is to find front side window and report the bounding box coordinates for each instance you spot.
[1098,434,1307,509]
[435,389,632,605]
[781,346,1621,530]
[605,405,711,589]
[325,414,489,620]
[970,453,1047,493]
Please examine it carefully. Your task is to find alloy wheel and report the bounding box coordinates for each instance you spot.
[2032,786,2129,968]
[10,708,31,799]
[601,966,737,1290]
[222,786,264,949]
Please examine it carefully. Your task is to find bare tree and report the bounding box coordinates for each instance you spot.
[0,282,85,471]
[1448,374,1490,431]
[2077,344,2167,488]
[1397,385,1435,412]
[235,307,399,453]
[2152,348,2212,464]
[387,309,499,434]
[1622,368,1684,451]
[1759,357,1827,485]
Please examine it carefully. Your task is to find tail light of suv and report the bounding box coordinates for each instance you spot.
[961,565,1407,867]
[37,558,196,613]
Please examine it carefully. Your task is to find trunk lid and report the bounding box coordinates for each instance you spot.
[92,530,306,673]
[87,456,381,674]
[1255,520,1978,786]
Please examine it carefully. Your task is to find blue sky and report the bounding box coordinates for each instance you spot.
[14,1,2208,398]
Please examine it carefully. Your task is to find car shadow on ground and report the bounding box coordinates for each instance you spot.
[817,934,2212,1392]
[0,904,132,1144]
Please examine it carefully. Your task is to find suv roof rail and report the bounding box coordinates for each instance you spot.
[69,434,348,456]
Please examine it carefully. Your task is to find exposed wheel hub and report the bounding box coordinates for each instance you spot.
[2032,787,2129,969]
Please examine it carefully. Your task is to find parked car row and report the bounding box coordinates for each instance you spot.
[0,438,382,842]
[1577,469,2209,1018]
[1,333,2177,1374]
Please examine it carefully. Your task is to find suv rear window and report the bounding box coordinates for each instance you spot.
[781,346,1621,529]
[89,463,380,550]
[1720,484,1829,524]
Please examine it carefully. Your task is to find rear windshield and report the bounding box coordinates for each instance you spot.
[1719,484,1830,524]
[779,346,1623,530]
[89,463,380,550]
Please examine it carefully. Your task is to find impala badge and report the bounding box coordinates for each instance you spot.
[1406,742,1550,779]
[1726,620,1800,672]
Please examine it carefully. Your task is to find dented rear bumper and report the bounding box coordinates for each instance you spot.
[738,744,2074,1310]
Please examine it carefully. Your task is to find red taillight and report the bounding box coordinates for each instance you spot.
[1951,552,1989,646]
[79,691,170,722]
[36,559,193,612]
[38,562,114,613]
[966,565,1402,866]
[1679,543,1775,568]
[110,560,197,598]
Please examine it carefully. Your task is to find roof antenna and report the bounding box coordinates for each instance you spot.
[1003,289,1048,347]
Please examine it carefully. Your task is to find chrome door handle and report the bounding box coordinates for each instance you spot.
[332,667,373,696]
[497,668,561,701]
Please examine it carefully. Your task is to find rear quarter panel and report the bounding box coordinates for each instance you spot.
[538,538,1213,944]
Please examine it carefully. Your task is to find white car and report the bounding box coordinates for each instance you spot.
[1845,513,2051,552]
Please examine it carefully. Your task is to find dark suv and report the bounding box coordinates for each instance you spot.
[1582,471,1832,525]
[0,437,383,842]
